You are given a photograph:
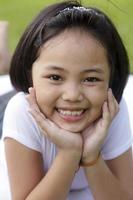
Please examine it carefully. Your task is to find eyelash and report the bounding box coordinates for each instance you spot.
[83,77,100,83]
[47,74,62,81]
[46,75,100,83]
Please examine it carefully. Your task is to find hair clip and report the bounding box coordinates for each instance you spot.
[59,6,100,16]
[73,6,93,12]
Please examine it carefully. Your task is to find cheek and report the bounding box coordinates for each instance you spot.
[34,86,55,116]
[96,90,108,104]
[86,87,108,116]
[86,86,107,103]
[32,72,54,115]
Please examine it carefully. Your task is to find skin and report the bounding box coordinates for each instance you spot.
[5,29,133,200]
[32,29,110,133]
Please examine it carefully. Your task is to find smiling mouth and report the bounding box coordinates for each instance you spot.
[56,108,87,122]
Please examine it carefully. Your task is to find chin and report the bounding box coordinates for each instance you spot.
[58,123,86,133]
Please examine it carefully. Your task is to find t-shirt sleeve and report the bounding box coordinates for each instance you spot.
[2,92,42,153]
[101,98,133,160]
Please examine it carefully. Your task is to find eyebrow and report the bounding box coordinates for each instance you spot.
[45,66,66,72]
[44,65,104,74]
[81,68,104,74]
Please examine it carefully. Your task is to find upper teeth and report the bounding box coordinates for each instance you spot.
[58,109,84,116]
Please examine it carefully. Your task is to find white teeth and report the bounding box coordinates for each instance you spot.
[57,109,84,116]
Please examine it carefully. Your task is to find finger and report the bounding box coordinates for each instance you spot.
[29,87,36,102]
[27,88,67,144]
[108,88,119,119]
[29,107,65,144]
[26,87,40,112]
[28,87,37,105]
[113,96,119,113]
[102,101,110,128]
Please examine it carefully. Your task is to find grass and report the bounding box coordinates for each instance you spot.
[0,0,133,72]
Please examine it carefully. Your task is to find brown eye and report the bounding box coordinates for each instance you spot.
[48,75,62,81]
[84,77,100,82]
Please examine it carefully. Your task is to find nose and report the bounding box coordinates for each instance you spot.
[61,82,84,102]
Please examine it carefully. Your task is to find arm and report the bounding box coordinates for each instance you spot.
[5,138,81,200]
[81,89,133,199]
[84,148,133,200]
[26,148,81,200]
[5,88,82,200]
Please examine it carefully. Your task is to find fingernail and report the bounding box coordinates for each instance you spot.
[28,87,33,93]
[109,88,112,93]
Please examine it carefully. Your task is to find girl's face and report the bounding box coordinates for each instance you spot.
[32,30,110,133]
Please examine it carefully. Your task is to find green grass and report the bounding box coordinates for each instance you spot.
[0,0,133,72]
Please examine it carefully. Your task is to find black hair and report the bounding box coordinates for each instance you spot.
[10,0,129,102]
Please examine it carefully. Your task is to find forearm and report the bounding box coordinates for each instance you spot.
[26,150,80,200]
[84,156,132,200]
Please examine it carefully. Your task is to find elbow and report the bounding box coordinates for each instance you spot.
[129,194,133,200]
[127,191,133,200]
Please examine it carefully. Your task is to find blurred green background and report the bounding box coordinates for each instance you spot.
[0,0,133,72]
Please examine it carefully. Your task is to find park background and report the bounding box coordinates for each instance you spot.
[0,0,133,72]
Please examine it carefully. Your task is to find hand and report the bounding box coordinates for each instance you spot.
[81,89,119,163]
[26,87,82,155]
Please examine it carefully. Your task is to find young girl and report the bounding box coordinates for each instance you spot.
[2,1,133,200]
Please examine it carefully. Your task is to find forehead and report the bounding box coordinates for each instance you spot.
[32,29,110,80]
[41,29,107,58]
[35,29,110,75]
[41,28,106,53]
[37,29,109,68]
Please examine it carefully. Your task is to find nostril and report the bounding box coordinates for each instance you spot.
[61,92,84,102]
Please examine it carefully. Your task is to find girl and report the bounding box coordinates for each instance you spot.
[2,1,133,200]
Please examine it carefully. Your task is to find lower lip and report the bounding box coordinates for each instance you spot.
[57,110,86,122]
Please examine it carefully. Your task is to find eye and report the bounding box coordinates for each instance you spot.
[83,77,100,83]
[48,74,62,81]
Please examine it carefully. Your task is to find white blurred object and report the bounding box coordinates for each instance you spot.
[0,75,13,95]
[0,21,10,75]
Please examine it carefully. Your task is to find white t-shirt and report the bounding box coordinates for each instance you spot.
[123,75,133,132]
[2,92,133,200]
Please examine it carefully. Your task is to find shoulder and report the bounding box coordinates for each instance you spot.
[3,91,38,131]
[101,97,133,160]
[4,91,34,121]
[3,92,30,124]
[123,75,133,130]
[2,92,43,152]
[5,92,28,111]
[0,90,16,138]
[112,98,130,126]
